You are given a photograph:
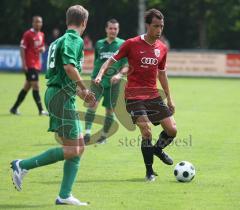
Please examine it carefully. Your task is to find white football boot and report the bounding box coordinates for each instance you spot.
[11,159,28,191]
[55,195,89,206]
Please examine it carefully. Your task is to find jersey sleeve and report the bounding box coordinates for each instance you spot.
[20,32,30,49]
[158,48,168,71]
[112,39,131,61]
[61,38,79,67]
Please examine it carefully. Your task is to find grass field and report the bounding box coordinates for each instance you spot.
[0,72,240,210]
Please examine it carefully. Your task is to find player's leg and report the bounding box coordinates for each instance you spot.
[56,135,88,206]
[158,116,177,149]
[96,84,119,144]
[84,101,99,142]
[10,75,31,114]
[145,97,176,165]
[29,69,47,115]
[136,115,156,181]
[126,99,156,181]
[154,116,177,165]
[46,86,87,205]
[84,81,103,143]
[95,108,114,144]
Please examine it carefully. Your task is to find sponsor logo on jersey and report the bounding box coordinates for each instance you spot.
[154,49,160,57]
[100,52,115,59]
[141,57,158,65]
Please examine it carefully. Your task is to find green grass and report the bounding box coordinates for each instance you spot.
[0,72,240,210]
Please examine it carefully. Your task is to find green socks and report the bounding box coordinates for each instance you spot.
[85,109,114,136]
[59,156,80,199]
[103,113,114,134]
[19,147,81,199]
[85,109,96,132]
[19,147,64,170]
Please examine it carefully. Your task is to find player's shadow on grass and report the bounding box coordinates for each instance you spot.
[0,204,51,209]
[77,178,145,183]
[34,178,145,185]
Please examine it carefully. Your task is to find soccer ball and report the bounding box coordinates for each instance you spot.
[174,161,196,182]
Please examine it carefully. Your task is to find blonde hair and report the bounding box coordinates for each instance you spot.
[66,5,89,26]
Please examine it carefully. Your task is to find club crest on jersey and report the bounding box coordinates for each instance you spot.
[154,49,160,57]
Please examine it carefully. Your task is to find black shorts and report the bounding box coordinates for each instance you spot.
[25,68,39,81]
[125,97,173,126]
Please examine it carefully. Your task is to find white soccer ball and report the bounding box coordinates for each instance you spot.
[174,161,196,182]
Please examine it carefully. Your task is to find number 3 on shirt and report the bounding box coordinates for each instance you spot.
[47,43,57,69]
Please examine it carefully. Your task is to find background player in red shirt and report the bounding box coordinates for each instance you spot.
[10,16,48,116]
[95,9,177,181]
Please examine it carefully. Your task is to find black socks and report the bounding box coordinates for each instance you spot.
[32,90,43,113]
[154,130,174,156]
[12,89,28,110]
[141,139,154,175]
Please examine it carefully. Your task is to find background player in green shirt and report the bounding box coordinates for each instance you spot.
[84,19,128,144]
[10,5,95,206]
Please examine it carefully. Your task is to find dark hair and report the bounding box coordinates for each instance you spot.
[66,5,89,26]
[105,18,119,28]
[32,16,42,21]
[144,9,164,24]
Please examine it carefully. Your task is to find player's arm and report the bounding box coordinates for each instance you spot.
[38,45,46,53]
[95,39,130,85]
[111,65,129,84]
[38,34,46,53]
[20,47,27,71]
[20,33,28,71]
[158,70,175,113]
[158,49,175,113]
[64,64,95,105]
[61,40,95,105]
[94,58,116,84]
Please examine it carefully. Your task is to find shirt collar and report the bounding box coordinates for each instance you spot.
[66,29,79,35]
[30,28,39,33]
[104,37,117,44]
[140,34,156,46]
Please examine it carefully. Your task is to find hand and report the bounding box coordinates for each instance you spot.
[78,89,96,107]
[22,63,27,71]
[167,99,175,114]
[111,73,122,84]
[38,46,45,53]
[94,75,102,85]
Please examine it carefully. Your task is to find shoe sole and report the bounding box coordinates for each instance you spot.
[10,162,21,191]
[145,178,156,182]
[56,199,89,206]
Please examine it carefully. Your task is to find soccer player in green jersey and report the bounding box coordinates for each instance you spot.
[84,19,128,144]
[10,5,95,206]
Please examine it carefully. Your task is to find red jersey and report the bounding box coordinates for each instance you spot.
[113,35,168,100]
[20,28,45,70]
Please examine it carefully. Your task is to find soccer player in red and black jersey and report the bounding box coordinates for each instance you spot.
[95,9,177,181]
[10,16,48,116]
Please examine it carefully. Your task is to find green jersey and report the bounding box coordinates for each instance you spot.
[46,29,84,95]
[91,37,127,88]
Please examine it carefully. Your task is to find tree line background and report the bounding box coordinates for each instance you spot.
[0,0,239,49]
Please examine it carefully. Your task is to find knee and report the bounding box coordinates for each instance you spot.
[23,84,31,91]
[141,125,152,139]
[31,83,39,90]
[166,126,177,137]
[106,109,114,115]
[68,145,85,158]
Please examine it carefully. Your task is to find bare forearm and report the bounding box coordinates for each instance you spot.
[64,64,86,90]
[20,48,26,65]
[158,72,171,100]
[39,45,46,53]
[98,58,116,77]
[119,66,129,75]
